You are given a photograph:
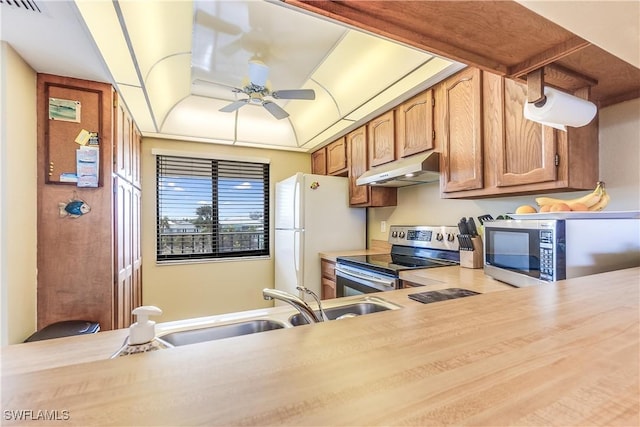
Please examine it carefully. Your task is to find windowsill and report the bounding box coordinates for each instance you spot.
[156,255,271,266]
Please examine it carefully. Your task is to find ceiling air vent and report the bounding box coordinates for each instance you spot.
[0,0,41,13]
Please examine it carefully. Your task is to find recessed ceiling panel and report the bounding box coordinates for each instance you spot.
[310,31,433,115]
[119,0,193,80]
[146,54,192,130]
[161,96,236,142]
[235,106,298,147]
[191,0,347,95]
[285,80,342,144]
[345,57,463,122]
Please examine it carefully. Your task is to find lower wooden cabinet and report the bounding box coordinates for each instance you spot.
[321,259,337,300]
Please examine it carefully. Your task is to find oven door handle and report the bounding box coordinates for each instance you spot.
[335,266,396,287]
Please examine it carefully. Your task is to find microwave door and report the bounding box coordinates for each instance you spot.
[484,225,544,286]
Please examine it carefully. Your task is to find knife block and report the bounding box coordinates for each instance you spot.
[460,236,484,269]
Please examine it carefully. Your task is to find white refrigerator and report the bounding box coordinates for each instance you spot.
[275,173,366,301]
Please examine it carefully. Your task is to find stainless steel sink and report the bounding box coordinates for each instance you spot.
[154,296,402,347]
[159,319,287,347]
[289,299,400,326]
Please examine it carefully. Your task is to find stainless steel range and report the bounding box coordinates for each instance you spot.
[335,225,460,297]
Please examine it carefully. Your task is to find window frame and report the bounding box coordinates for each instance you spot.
[154,151,270,264]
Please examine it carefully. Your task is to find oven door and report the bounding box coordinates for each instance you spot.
[335,263,398,297]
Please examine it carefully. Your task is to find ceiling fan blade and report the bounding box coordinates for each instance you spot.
[263,101,289,120]
[195,11,242,36]
[271,89,316,100]
[219,100,249,113]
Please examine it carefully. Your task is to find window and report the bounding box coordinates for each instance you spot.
[156,154,269,262]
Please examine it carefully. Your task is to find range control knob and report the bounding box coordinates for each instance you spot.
[447,233,455,242]
[436,232,444,241]
[391,231,398,238]
[399,231,406,238]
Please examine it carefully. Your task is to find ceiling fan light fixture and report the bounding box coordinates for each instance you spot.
[248,59,269,87]
[249,92,263,104]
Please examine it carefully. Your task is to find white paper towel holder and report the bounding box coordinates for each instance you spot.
[525,69,597,131]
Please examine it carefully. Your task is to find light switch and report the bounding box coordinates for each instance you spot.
[381,221,387,232]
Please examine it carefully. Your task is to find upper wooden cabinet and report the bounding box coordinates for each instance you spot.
[490,76,558,188]
[311,148,327,175]
[437,68,598,198]
[368,110,396,167]
[482,72,598,195]
[115,99,142,188]
[437,67,484,193]
[326,137,348,176]
[347,125,397,207]
[311,138,348,176]
[396,89,435,158]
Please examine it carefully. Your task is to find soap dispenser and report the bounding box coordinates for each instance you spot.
[111,306,172,358]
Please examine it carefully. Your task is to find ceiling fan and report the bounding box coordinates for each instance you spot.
[218,60,315,120]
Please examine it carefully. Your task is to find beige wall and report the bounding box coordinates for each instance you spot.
[141,138,311,322]
[367,98,640,242]
[0,42,38,345]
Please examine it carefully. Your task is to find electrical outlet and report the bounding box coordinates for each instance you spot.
[381,221,387,233]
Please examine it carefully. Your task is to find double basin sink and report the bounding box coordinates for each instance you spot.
[156,296,401,348]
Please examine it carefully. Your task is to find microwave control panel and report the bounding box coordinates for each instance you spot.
[539,229,555,281]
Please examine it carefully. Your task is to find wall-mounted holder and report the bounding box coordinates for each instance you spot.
[524,68,597,131]
[460,236,484,269]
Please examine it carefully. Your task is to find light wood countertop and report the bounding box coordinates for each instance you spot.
[2,267,639,426]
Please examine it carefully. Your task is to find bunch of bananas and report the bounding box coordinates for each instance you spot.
[535,181,610,212]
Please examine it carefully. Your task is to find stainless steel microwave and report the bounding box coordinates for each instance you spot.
[483,218,640,287]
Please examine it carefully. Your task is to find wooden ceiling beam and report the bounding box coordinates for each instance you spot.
[508,36,591,79]
[544,63,599,89]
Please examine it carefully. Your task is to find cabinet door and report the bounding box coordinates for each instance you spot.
[347,126,370,205]
[397,89,434,158]
[439,67,484,193]
[115,99,133,181]
[347,126,397,207]
[131,127,142,188]
[326,137,348,175]
[311,148,327,175]
[320,259,337,300]
[495,77,557,187]
[368,110,396,167]
[131,187,143,310]
[115,177,133,329]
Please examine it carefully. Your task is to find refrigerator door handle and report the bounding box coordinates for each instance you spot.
[293,175,301,229]
[293,229,303,287]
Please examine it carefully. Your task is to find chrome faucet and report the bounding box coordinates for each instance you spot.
[296,286,330,322]
[262,287,325,324]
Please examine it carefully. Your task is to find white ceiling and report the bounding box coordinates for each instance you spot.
[0,0,464,152]
[1,1,638,152]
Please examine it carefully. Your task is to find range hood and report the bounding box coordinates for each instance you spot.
[356,151,440,187]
